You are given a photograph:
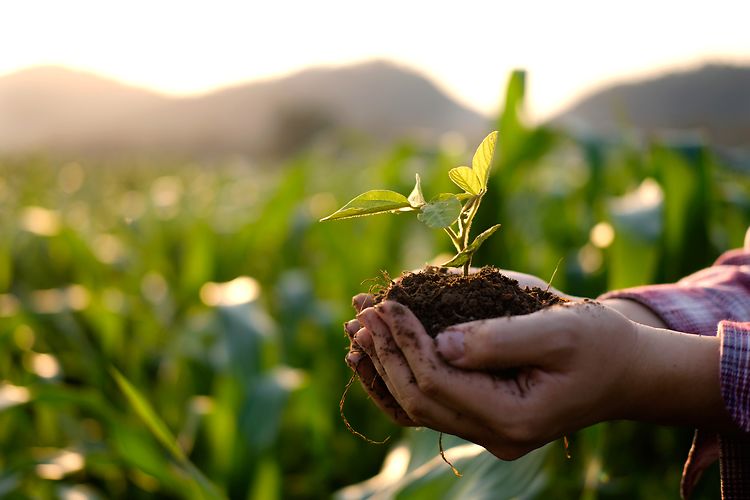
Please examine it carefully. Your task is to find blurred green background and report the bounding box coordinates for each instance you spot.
[0,72,749,499]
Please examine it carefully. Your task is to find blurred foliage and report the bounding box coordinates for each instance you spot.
[0,71,748,499]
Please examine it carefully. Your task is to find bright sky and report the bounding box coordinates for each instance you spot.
[2,0,749,120]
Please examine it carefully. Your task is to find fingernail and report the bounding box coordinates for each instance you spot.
[354,329,373,350]
[436,329,465,361]
[346,352,362,368]
[344,319,359,336]
[357,308,374,324]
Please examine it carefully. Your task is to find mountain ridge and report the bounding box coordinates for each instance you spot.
[0,62,488,157]
[3,61,749,157]
[552,63,750,147]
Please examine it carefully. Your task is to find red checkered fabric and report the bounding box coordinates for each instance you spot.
[600,229,750,499]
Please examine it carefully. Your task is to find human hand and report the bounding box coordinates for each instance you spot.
[356,299,730,460]
[343,267,573,427]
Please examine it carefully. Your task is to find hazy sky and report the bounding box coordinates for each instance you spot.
[2,0,749,120]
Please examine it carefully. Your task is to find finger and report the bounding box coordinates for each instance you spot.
[345,319,360,339]
[345,351,417,426]
[375,301,534,426]
[434,305,576,370]
[354,327,389,383]
[361,307,487,438]
[353,317,411,417]
[353,326,373,356]
[356,311,409,403]
[352,293,375,313]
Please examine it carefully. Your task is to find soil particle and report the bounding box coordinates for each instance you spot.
[375,266,565,338]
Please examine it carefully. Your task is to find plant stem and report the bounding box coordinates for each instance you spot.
[457,196,483,276]
[443,227,462,252]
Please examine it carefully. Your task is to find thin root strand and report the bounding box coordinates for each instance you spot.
[439,432,462,477]
[340,373,390,445]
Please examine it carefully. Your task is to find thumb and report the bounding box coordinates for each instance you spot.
[435,308,569,370]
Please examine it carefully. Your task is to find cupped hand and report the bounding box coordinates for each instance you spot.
[343,268,575,428]
[355,299,645,459]
[357,298,731,459]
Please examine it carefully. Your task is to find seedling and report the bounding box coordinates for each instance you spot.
[321,131,501,276]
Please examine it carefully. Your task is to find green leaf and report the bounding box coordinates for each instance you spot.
[417,194,462,229]
[110,368,186,462]
[467,223,502,252]
[336,429,549,500]
[472,131,499,190]
[448,166,481,196]
[110,368,226,498]
[442,224,501,268]
[320,190,413,221]
[408,174,426,207]
[442,251,471,268]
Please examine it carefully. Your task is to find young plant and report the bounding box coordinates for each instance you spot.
[321,131,501,276]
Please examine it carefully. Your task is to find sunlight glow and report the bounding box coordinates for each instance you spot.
[200,276,261,307]
[20,207,62,236]
[2,1,748,119]
[29,353,62,379]
[0,294,20,317]
[610,178,664,214]
[29,285,91,313]
[35,449,85,480]
[590,222,615,249]
[0,383,31,410]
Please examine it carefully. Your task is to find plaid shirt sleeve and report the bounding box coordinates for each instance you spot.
[599,229,750,499]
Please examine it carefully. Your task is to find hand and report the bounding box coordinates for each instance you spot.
[356,299,732,461]
[343,267,573,427]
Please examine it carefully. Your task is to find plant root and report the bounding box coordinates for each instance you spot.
[439,432,462,477]
[340,372,390,445]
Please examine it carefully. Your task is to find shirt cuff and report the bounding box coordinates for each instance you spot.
[719,320,750,433]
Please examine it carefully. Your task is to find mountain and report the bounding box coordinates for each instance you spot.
[553,64,750,147]
[0,66,168,151]
[0,62,488,157]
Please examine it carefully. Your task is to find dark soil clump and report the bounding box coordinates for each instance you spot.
[375,266,565,338]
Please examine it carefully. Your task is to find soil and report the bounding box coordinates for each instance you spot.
[374,266,565,337]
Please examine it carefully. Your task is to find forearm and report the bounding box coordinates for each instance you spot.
[621,323,738,433]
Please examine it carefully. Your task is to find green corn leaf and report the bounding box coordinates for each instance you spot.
[408,174,426,207]
[448,166,481,195]
[110,368,186,462]
[111,368,226,499]
[472,131,499,190]
[417,194,462,229]
[320,190,414,221]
